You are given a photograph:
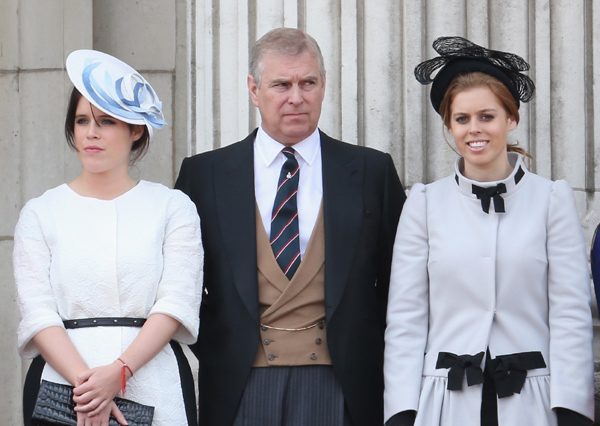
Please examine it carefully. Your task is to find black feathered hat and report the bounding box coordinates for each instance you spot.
[414,36,535,114]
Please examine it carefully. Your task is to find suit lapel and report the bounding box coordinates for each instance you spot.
[320,132,364,320]
[213,131,260,321]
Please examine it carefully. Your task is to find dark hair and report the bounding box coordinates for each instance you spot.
[439,72,532,161]
[64,87,150,165]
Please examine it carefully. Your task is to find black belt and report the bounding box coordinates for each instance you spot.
[63,317,147,329]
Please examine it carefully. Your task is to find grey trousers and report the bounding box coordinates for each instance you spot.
[232,365,351,426]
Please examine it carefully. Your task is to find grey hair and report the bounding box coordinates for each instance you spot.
[249,27,325,87]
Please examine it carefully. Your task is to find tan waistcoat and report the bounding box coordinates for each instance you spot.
[253,204,332,367]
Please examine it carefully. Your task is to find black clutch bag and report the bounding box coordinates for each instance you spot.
[32,380,154,426]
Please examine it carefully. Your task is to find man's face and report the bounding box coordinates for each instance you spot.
[248,51,326,146]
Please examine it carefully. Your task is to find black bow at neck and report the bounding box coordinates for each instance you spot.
[455,164,525,214]
[472,183,507,214]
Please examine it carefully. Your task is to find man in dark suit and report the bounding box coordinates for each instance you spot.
[175,27,406,426]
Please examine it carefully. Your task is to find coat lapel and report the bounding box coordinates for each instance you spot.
[320,132,364,320]
[213,131,260,321]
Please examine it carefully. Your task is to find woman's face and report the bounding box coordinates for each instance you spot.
[73,97,143,176]
[448,86,517,181]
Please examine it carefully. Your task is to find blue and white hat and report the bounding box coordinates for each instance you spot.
[66,49,166,140]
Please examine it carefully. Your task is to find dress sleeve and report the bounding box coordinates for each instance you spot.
[148,191,203,344]
[546,180,594,420]
[13,201,64,359]
[384,183,429,422]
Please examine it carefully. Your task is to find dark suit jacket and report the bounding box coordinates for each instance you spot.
[175,129,406,426]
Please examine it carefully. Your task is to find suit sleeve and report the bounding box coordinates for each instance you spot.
[174,157,191,196]
[376,153,407,305]
[547,180,594,420]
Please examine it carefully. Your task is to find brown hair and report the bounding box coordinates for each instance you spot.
[438,72,532,162]
[64,87,150,165]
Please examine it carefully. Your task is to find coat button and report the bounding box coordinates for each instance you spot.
[264,339,271,345]
[267,354,275,361]
[318,322,324,329]
[261,325,267,331]
[310,353,317,360]
[315,338,322,345]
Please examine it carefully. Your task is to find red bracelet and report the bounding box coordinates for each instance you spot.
[117,358,134,377]
[116,358,133,396]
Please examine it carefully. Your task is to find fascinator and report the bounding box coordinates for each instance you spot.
[66,50,166,140]
[414,36,535,113]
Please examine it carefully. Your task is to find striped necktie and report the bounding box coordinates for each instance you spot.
[270,147,301,279]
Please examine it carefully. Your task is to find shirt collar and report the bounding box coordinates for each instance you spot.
[255,125,321,167]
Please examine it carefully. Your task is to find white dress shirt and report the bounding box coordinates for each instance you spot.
[254,125,323,258]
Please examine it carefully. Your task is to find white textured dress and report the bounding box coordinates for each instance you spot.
[383,153,594,426]
[14,181,203,426]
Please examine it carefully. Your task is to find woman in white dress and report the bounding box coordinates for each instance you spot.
[14,50,202,426]
[383,37,594,426]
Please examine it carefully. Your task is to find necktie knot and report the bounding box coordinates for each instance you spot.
[472,183,507,214]
[282,147,296,159]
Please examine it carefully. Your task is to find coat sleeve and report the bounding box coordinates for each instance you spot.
[148,190,204,344]
[384,183,429,422]
[546,180,594,420]
[13,201,65,358]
